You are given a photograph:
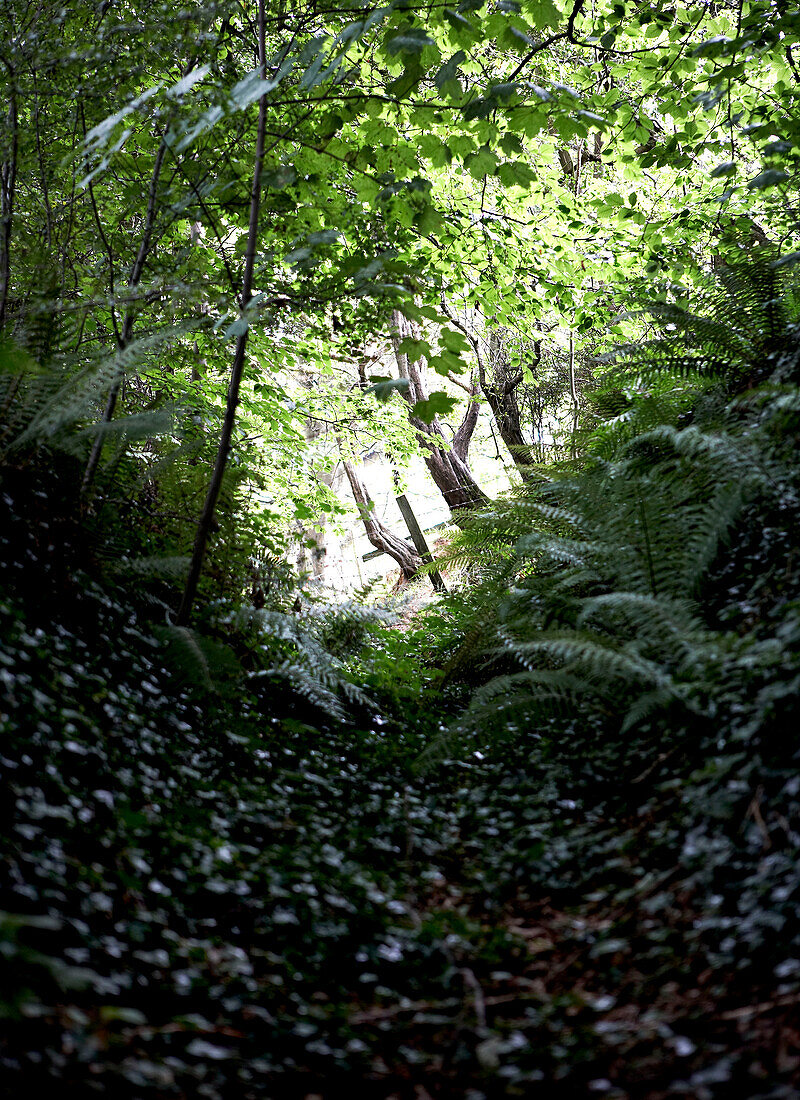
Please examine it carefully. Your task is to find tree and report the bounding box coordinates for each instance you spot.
[3,0,799,618]
[341,457,421,581]
[392,310,488,522]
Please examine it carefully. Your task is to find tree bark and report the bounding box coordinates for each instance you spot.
[568,329,579,457]
[176,1,269,625]
[440,301,540,483]
[391,309,487,524]
[0,61,18,333]
[483,327,541,481]
[343,459,421,582]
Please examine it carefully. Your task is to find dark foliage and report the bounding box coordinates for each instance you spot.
[2,257,800,1097]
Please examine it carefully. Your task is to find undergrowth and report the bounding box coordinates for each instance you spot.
[2,255,800,1097]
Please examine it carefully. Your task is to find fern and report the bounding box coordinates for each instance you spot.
[156,623,241,694]
[3,323,198,455]
[610,249,800,392]
[234,606,376,722]
[421,253,800,767]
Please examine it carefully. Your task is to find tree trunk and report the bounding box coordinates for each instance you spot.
[342,460,421,581]
[297,454,334,582]
[482,328,539,482]
[568,329,579,458]
[391,309,487,525]
[176,1,268,625]
[481,381,537,479]
[0,63,18,333]
[440,302,540,484]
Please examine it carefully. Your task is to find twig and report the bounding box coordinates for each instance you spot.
[460,967,487,1029]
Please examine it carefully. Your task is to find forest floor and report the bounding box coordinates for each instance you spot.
[2,575,798,1100]
[2,467,799,1098]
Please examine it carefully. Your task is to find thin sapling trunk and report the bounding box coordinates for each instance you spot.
[177,0,268,625]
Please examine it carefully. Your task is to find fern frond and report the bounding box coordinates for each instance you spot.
[10,323,198,450]
[155,624,239,693]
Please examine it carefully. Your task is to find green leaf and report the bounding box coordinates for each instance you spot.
[166,66,210,98]
[367,377,411,402]
[576,110,608,128]
[465,146,498,179]
[497,160,536,188]
[263,164,298,190]
[388,57,424,96]
[526,0,561,30]
[429,349,468,376]
[307,229,342,246]
[488,81,520,102]
[225,317,250,338]
[444,9,477,34]
[747,168,790,190]
[399,302,441,324]
[435,50,466,89]
[691,35,733,58]
[505,26,537,50]
[385,27,434,54]
[499,133,525,156]
[230,59,292,109]
[710,161,737,178]
[99,1006,148,1025]
[763,140,792,155]
[84,86,159,152]
[770,251,800,269]
[397,337,432,360]
[412,391,459,423]
[0,340,41,375]
[439,328,471,354]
